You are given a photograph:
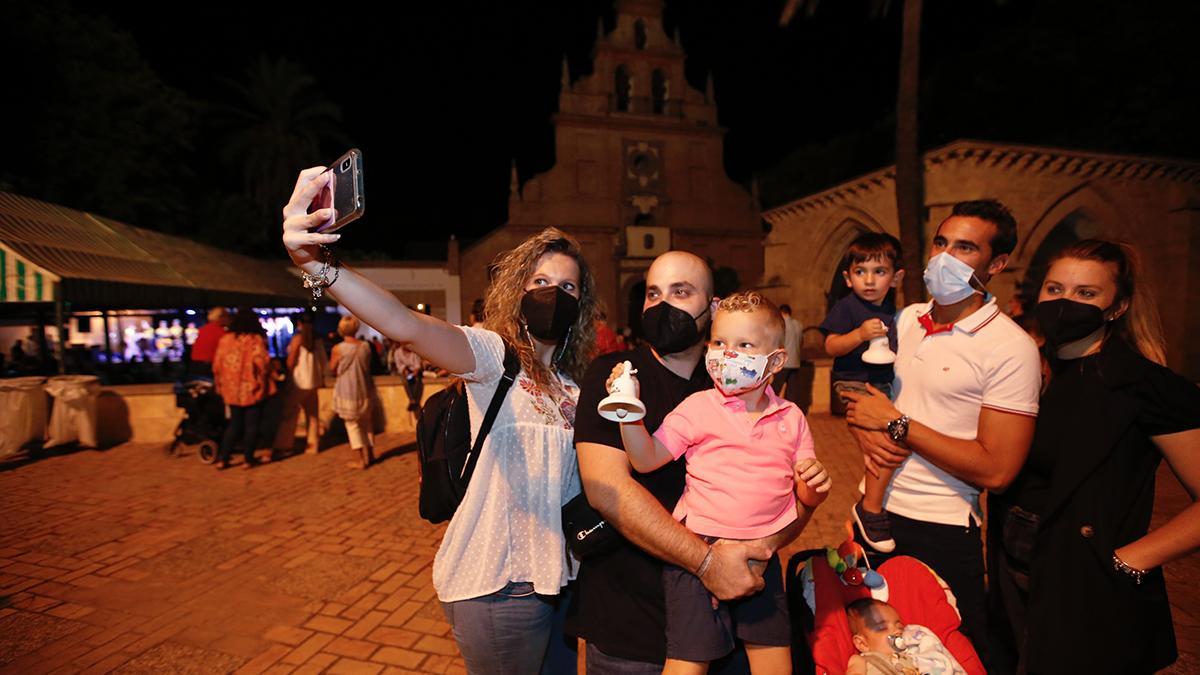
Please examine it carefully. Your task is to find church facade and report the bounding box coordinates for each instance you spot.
[458,0,762,331]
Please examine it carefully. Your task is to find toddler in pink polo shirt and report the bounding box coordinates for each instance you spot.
[615,291,832,673]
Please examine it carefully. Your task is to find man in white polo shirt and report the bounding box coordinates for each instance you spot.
[844,199,1041,665]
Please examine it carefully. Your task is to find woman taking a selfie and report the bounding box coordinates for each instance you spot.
[282,167,597,674]
[992,239,1200,674]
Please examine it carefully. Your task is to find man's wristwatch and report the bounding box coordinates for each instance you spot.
[887,415,910,443]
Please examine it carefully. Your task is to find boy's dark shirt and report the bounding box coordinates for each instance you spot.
[564,345,711,664]
[819,292,897,385]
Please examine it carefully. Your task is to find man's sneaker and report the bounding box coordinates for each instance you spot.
[853,500,896,553]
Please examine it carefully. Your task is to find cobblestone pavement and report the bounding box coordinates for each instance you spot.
[0,414,1195,674]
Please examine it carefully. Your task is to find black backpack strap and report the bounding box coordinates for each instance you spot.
[459,346,521,480]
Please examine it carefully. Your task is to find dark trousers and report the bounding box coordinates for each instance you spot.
[220,402,263,464]
[403,374,424,411]
[860,511,989,667]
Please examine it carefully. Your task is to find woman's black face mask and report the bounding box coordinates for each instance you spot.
[521,286,580,343]
[641,301,709,355]
[1035,298,1111,349]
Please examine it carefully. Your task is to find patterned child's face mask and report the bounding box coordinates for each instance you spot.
[705,347,779,396]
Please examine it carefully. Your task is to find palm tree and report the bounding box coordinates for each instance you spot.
[210,56,349,248]
[781,0,925,303]
[892,0,925,304]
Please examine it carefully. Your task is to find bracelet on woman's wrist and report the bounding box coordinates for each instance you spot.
[300,246,340,302]
[695,545,715,579]
[1112,551,1149,585]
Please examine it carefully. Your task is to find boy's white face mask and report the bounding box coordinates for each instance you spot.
[705,347,779,396]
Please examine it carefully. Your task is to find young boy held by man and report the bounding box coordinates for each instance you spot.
[819,233,905,553]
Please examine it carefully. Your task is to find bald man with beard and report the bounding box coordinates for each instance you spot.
[565,251,815,673]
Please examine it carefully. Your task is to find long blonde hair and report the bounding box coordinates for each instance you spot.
[482,228,598,390]
[1050,239,1166,365]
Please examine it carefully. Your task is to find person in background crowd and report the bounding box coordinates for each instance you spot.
[189,307,230,378]
[271,312,326,457]
[594,308,624,356]
[329,314,378,470]
[212,307,276,469]
[772,303,805,409]
[469,298,485,328]
[392,342,425,424]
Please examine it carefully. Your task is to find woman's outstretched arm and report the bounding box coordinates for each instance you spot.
[281,167,473,374]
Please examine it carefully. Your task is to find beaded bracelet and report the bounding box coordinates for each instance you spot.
[1112,551,1148,585]
[300,246,340,302]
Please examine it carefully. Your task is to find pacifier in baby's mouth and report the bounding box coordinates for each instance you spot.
[886,633,907,653]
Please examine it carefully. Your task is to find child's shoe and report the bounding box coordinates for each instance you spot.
[853,499,896,553]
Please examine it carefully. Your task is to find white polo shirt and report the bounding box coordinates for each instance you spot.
[883,297,1041,527]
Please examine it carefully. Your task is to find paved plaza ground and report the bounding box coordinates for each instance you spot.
[1,414,1196,674]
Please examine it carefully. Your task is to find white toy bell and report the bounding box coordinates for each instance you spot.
[598,360,646,423]
[861,335,896,365]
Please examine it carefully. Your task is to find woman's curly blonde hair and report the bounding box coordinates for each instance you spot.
[482,228,598,390]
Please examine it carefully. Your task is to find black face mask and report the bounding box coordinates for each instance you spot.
[642,301,709,356]
[1035,298,1109,349]
[521,286,579,343]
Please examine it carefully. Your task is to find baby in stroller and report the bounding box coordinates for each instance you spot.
[845,598,965,675]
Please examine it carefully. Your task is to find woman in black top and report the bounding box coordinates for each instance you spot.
[993,239,1200,674]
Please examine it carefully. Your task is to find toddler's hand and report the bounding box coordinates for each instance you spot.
[604,361,640,398]
[795,458,832,508]
[856,318,888,341]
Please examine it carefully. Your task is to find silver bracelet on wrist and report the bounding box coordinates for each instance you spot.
[1112,551,1148,585]
[695,545,715,579]
[301,246,340,302]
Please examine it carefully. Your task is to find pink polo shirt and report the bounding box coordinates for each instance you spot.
[653,386,815,539]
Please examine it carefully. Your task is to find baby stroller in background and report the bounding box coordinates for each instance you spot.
[165,378,225,464]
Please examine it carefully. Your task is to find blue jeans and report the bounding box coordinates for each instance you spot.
[441,582,577,675]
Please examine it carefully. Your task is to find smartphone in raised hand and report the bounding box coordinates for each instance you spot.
[309,148,365,233]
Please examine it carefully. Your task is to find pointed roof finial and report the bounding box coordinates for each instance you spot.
[509,160,520,200]
[673,26,682,47]
[705,72,715,103]
[597,16,606,41]
[751,176,761,207]
[561,56,570,90]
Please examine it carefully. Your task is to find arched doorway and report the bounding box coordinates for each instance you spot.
[1016,209,1102,314]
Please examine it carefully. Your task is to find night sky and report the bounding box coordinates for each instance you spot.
[5,0,1197,260]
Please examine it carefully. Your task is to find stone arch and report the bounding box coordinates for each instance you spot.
[1011,183,1129,311]
[651,69,668,114]
[634,19,647,50]
[614,65,632,112]
[1015,182,1127,270]
[809,207,889,311]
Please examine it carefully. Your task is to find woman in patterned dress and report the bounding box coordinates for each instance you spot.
[282,167,599,674]
[329,314,377,469]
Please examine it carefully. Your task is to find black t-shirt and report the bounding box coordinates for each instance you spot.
[818,293,897,384]
[564,345,712,663]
